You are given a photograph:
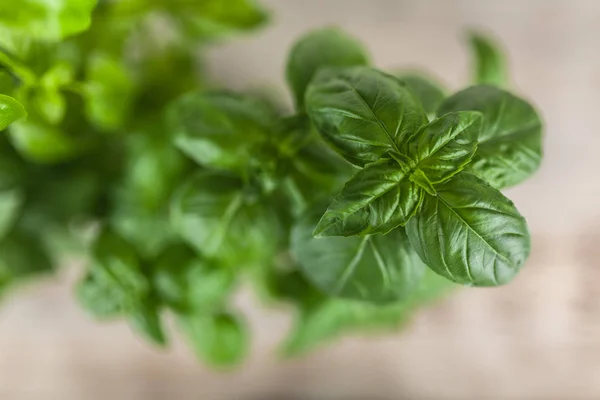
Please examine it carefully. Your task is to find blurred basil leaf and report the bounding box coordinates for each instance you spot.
[468,30,507,87]
[291,204,426,303]
[396,72,447,116]
[0,71,17,94]
[84,52,134,130]
[111,209,176,261]
[0,50,37,85]
[131,43,201,116]
[116,122,189,211]
[0,94,26,130]
[76,273,125,318]
[78,229,169,345]
[32,88,66,124]
[272,115,314,159]
[282,268,453,356]
[85,229,149,311]
[0,227,54,298]
[128,299,167,346]
[110,121,189,258]
[168,91,275,173]
[152,243,234,313]
[0,0,98,41]
[179,0,268,37]
[113,0,267,38]
[179,312,249,367]
[0,189,24,240]
[0,228,53,278]
[273,116,354,216]
[8,119,82,163]
[286,27,370,109]
[171,171,282,268]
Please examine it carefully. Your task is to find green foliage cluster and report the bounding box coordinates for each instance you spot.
[0,1,542,366]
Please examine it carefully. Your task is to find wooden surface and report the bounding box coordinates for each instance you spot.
[2,1,600,399]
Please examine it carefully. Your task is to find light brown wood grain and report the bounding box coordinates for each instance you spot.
[2,1,600,399]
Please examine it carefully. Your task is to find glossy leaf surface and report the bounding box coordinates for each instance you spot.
[438,85,542,188]
[314,159,422,237]
[407,173,530,286]
[0,95,26,130]
[401,111,482,184]
[306,66,427,167]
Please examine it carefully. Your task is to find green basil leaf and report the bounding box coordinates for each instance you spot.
[88,229,149,309]
[0,188,24,241]
[401,111,482,184]
[282,268,453,356]
[0,71,16,94]
[21,157,106,227]
[171,171,281,268]
[114,0,267,36]
[286,27,369,109]
[8,119,83,163]
[0,94,26,130]
[0,0,97,40]
[79,231,166,346]
[468,31,507,87]
[0,140,24,190]
[406,173,530,286]
[306,66,427,167]
[180,0,268,37]
[0,229,53,280]
[272,114,314,158]
[84,53,135,131]
[152,244,234,313]
[314,159,422,237]
[39,61,73,88]
[128,300,167,347]
[283,141,354,216]
[111,209,176,260]
[76,273,125,318]
[168,91,275,172]
[130,46,199,117]
[438,85,542,188]
[111,122,190,258]
[292,205,426,303]
[118,121,190,211]
[396,73,447,116]
[0,50,37,86]
[32,88,66,124]
[179,313,249,367]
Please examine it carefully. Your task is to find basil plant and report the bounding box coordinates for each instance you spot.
[0,0,542,367]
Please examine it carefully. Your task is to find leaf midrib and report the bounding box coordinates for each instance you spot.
[346,85,402,154]
[479,118,540,147]
[437,195,512,284]
[208,193,244,254]
[332,235,369,294]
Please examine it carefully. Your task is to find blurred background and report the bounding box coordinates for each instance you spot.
[1,0,599,398]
